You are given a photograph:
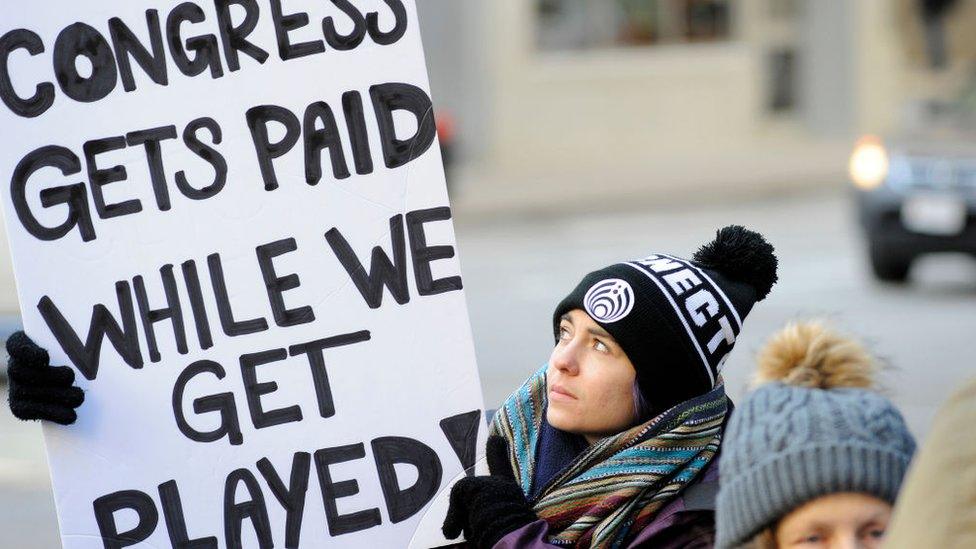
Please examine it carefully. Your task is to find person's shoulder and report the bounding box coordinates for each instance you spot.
[682,455,720,512]
[628,457,720,546]
[628,503,716,548]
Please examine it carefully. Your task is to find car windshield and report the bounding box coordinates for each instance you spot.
[957,77,976,125]
[914,73,976,132]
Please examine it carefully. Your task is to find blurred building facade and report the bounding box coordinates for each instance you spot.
[417,0,976,212]
[0,1,971,316]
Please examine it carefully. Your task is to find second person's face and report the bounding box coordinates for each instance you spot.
[546,309,638,444]
[774,492,892,549]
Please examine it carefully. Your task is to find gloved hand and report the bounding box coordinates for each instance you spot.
[6,331,84,425]
[442,435,538,549]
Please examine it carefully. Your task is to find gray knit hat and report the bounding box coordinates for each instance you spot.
[715,322,916,548]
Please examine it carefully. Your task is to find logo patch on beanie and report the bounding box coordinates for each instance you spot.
[584,279,634,323]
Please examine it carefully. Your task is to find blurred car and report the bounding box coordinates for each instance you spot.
[851,97,976,282]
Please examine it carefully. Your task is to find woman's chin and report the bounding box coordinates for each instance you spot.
[546,405,578,432]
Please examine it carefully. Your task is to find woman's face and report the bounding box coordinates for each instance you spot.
[546,309,638,444]
[773,492,892,549]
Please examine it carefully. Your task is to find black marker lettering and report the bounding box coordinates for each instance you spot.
[314,444,381,536]
[158,480,218,549]
[256,238,315,327]
[172,360,243,445]
[372,436,442,523]
[181,260,214,350]
[126,125,178,211]
[109,11,168,92]
[0,29,55,118]
[167,2,224,79]
[323,0,367,50]
[256,453,310,549]
[304,101,350,184]
[406,206,462,296]
[366,0,408,46]
[341,91,373,175]
[85,136,141,219]
[176,117,227,200]
[246,104,301,191]
[133,264,188,363]
[325,214,409,309]
[93,490,159,549]
[224,469,273,549]
[241,348,302,429]
[53,23,118,103]
[270,0,325,60]
[370,82,436,169]
[10,145,95,242]
[439,410,482,477]
[207,253,269,336]
[214,0,270,71]
[37,282,143,380]
[288,330,371,418]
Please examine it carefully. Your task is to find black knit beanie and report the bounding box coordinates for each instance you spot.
[553,225,778,415]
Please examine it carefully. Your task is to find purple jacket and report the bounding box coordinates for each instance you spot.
[494,459,720,548]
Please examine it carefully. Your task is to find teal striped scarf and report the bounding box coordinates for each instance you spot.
[490,366,727,548]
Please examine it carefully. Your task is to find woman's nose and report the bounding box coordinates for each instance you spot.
[551,340,580,375]
[830,535,859,549]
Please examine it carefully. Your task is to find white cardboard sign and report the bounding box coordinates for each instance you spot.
[0,1,485,547]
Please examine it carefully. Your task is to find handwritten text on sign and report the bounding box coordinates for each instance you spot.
[0,1,484,548]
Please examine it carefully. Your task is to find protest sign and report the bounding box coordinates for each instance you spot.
[0,1,486,547]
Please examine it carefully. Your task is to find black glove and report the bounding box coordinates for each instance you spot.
[442,435,538,549]
[6,331,84,425]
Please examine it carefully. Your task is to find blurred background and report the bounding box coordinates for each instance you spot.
[3,0,976,546]
[416,0,976,424]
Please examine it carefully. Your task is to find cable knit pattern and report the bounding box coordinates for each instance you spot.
[715,382,915,548]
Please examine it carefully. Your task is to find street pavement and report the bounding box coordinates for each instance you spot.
[1,186,974,546]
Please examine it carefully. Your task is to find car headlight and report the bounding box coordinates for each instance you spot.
[849,136,889,190]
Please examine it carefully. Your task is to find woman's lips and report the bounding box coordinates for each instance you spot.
[549,384,576,401]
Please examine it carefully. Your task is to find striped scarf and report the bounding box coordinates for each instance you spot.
[490,366,728,548]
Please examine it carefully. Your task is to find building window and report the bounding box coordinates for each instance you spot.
[767,48,797,113]
[536,0,734,51]
[767,0,800,20]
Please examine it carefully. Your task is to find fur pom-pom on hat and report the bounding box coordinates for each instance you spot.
[693,225,778,301]
[753,320,878,390]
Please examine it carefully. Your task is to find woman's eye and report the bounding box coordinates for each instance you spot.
[799,534,822,544]
[865,528,886,539]
[594,340,609,353]
[558,326,571,340]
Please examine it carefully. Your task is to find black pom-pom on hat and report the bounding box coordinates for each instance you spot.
[692,225,778,300]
